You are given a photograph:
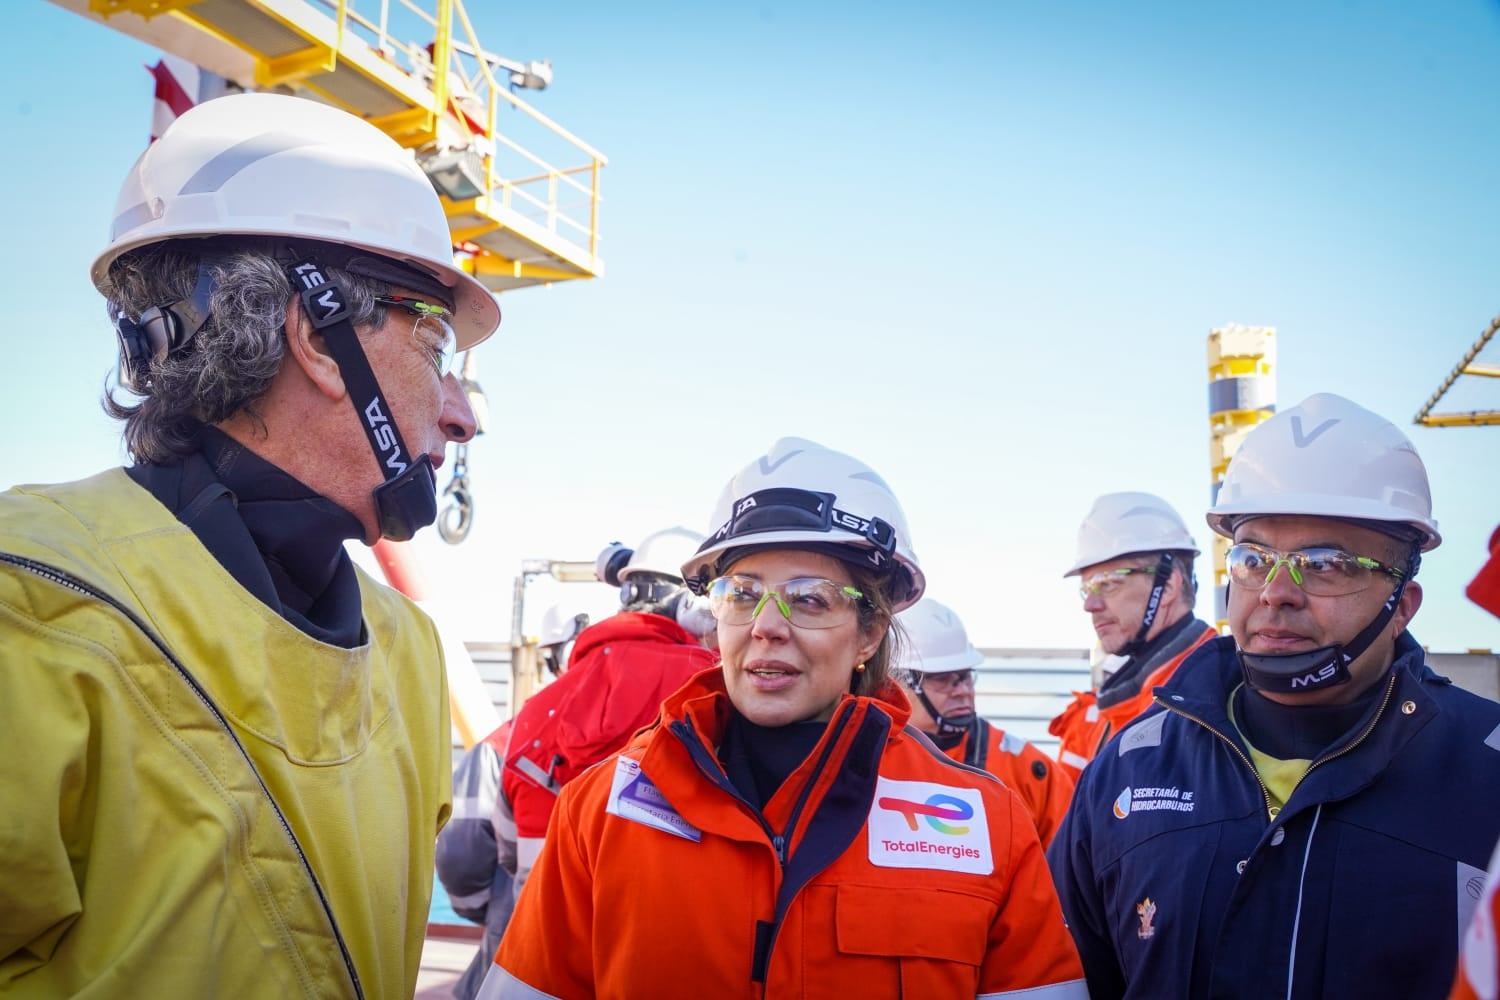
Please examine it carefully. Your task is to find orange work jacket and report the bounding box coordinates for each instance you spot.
[484,670,1085,1000]
[946,720,1074,848]
[1049,618,1217,782]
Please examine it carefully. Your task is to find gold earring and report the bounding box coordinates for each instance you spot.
[854,662,867,673]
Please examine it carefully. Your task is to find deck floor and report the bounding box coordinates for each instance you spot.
[415,933,481,998]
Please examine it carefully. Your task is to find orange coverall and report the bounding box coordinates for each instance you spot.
[485,670,1085,999]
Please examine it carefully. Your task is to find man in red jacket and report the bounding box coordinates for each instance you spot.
[499,527,719,897]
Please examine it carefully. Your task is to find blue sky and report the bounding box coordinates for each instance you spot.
[6,0,1499,652]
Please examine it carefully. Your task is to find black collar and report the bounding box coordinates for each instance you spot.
[128,425,366,647]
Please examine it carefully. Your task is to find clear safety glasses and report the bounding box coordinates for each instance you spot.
[1226,542,1406,597]
[1078,566,1157,601]
[707,575,867,630]
[376,295,456,377]
[919,668,978,692]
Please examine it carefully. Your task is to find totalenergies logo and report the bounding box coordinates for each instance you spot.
[877,794,975,835]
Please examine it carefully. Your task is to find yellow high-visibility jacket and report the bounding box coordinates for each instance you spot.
[0,469,451,998]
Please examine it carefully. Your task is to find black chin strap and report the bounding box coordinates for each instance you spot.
[908,675,976,736]
[1119,552,1176,657]
[1239,546,1420,694]
[288,256,436,542]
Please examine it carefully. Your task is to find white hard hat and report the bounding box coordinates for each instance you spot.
[1207,393,1441,551]
[1063,491,1201,577]
[683,437,925,612]
[538,604,588,647]
[619,526,705,583]
[893,597,984,675]
[92,92,500,350]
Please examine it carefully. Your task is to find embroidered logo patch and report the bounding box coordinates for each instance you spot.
[1113,785,1195,819]
[605,757,701,842]
[1137,897,1157,939]
[868,777,992,874]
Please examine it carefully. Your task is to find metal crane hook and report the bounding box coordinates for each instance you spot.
[438,444,474,544]
[439,352,489,545]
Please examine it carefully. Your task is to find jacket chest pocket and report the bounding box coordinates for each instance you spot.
[795,883,993,998]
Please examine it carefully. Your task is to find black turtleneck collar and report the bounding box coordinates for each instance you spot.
[718,707,829,811]
[127,424,366,648]
[1099,613,1199,699]
[1234,673,1389,761]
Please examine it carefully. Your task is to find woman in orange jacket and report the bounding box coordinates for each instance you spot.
[481,438,1085,1000]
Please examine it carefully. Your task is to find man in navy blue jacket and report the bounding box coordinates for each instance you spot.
[1048,393,1500,1000]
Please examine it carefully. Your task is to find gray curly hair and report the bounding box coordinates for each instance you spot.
[100,240,396,464]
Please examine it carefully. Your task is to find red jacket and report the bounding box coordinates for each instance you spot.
[486,671,1086,999]
[501,612,716,889]
[1048,619,1217,781]
[946,720,1075,848]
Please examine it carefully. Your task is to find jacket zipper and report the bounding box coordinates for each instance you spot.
[1163,670,1400,999]
[1159,666,1401,823]
[1155,694,1277,821]
[3,553,365,1000]
[1297,670,1398,784]
[670,701,857,992]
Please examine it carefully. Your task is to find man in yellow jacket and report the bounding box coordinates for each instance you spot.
[0,92,500,997]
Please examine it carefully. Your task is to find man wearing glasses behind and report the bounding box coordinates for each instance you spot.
[1049,491,1218,780]
[895,596,1075,846]
[1047,393,1500,1000]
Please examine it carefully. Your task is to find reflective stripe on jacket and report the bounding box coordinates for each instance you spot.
[0,470,451,998]
[950,720,1075,847]
[1048,619,1217,780]
[485,670,1086,999]
[1049,634,1500,1000]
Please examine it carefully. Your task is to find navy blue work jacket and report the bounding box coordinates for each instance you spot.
[1047,633,1500,1000]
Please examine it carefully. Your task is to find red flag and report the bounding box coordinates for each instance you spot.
[148,57,197,143]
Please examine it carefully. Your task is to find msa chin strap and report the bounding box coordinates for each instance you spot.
[114,263,217,392]
[1118,552,1177,658]
[288,255,437,542]
[1238,546,1421,695]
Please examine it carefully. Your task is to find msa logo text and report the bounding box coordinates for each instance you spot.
[1290,664,1338,689]
[292,262,346,323]
[363,397,408,474]
[832,509,869,533]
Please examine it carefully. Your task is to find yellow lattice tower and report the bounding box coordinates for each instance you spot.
[1207,325,1277,631]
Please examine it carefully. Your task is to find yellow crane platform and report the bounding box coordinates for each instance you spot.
[1415,314,1500,428]
[48,0,605,293]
